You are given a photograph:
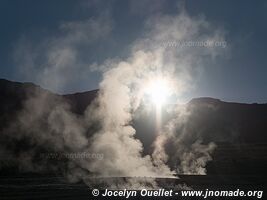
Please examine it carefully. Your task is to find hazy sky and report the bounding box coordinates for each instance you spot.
[0,0,266,103]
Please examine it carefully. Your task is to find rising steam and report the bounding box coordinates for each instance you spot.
[2,10,227,189]
[85,11,226,180]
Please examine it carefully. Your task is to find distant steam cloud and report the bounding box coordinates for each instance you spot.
[13,12,112,93]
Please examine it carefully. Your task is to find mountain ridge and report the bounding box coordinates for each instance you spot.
[0,78,267,176]
[1,78,266,106]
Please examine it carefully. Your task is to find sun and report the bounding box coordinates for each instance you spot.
[145,77,171,106]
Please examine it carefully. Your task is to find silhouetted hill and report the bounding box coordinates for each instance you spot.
[64,90,98,115]
[188,97,267,143]
[0,79,267,176]
[0,79,46,112]
[0,79,98,115]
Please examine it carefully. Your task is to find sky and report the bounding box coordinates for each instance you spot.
[0,0,267,103]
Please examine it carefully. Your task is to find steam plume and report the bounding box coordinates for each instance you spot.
[2,11,227,189]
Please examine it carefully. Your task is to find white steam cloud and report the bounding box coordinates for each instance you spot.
[5,9,227,189]
[86,11,226,179]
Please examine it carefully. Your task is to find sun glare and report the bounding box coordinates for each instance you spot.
[145,78,171,106]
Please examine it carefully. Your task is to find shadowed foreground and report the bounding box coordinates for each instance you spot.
[0,174,265,200]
